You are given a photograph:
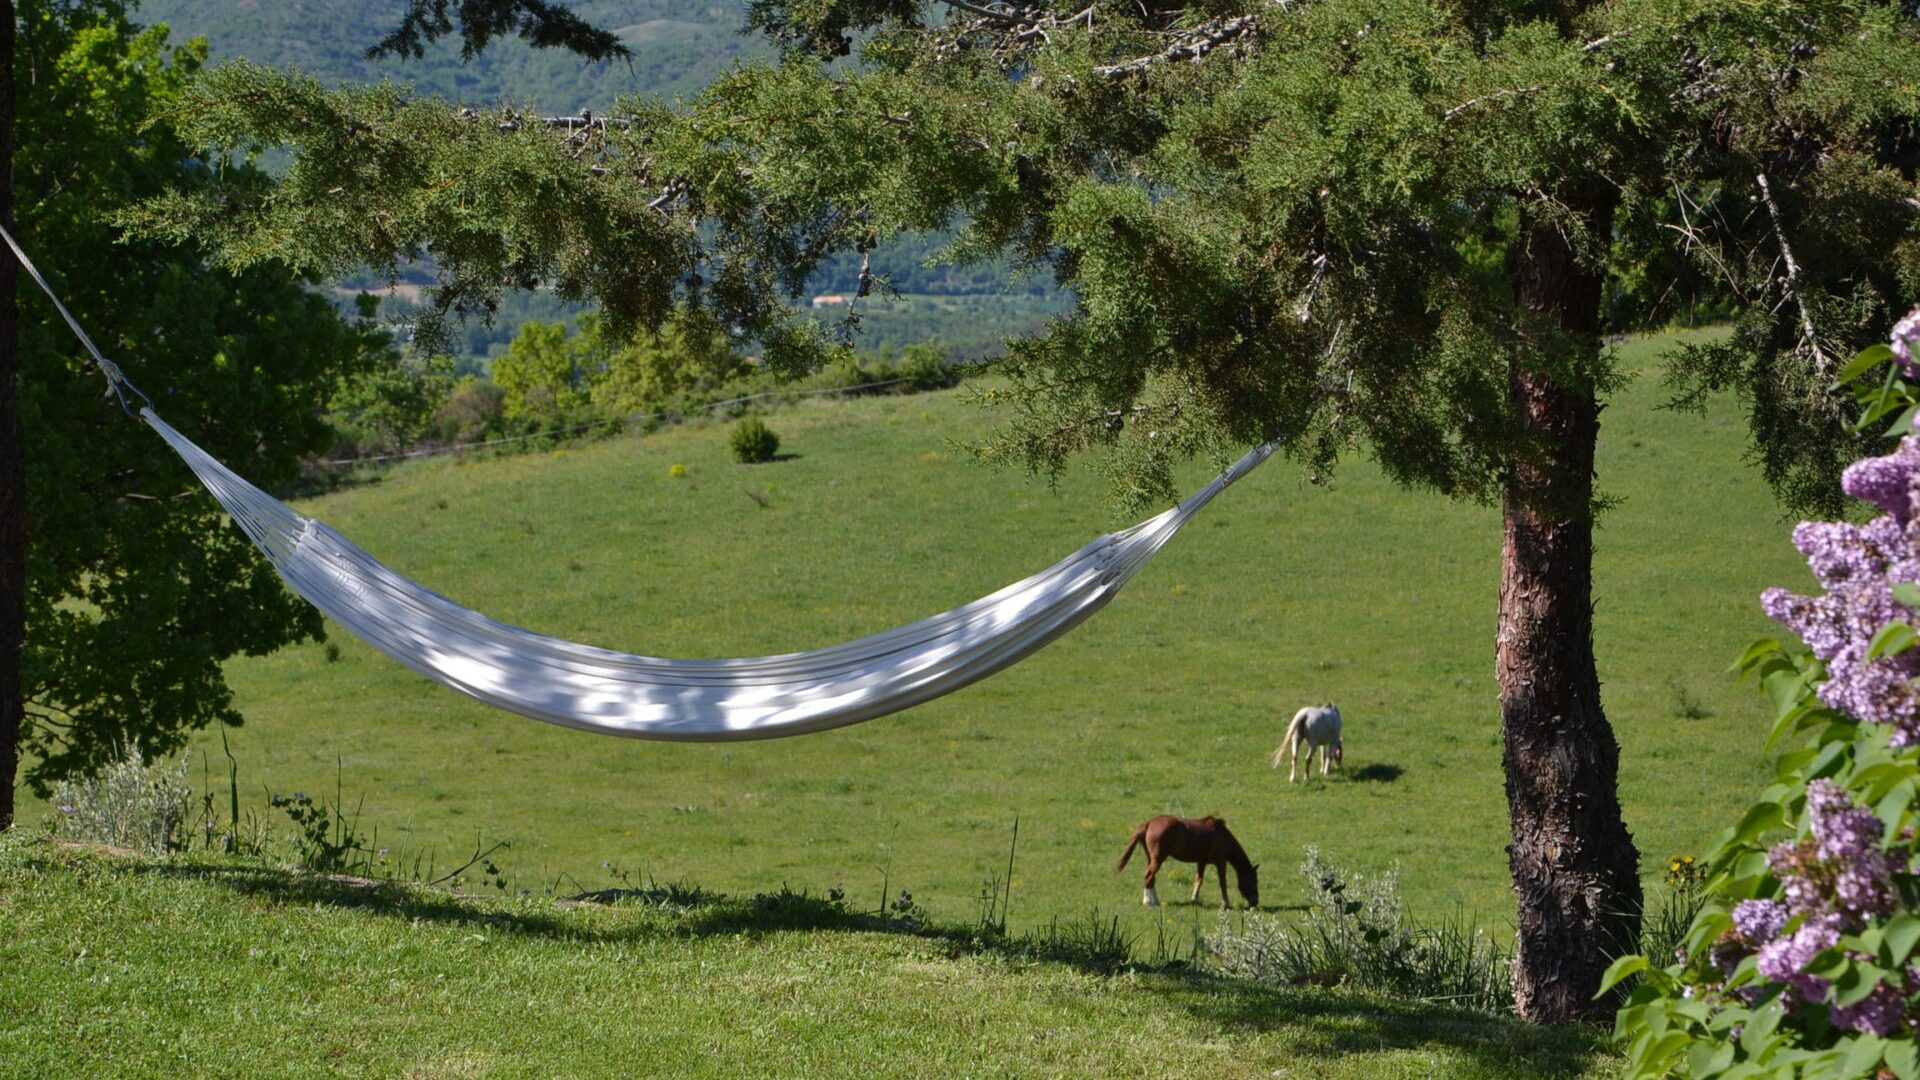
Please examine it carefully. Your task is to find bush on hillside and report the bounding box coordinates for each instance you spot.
[431,376,507,444]
[730,417,781,464]
[1609,318,1920,1077]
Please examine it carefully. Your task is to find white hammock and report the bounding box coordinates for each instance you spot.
[145,409,1278,740]
[0,220,1280,742]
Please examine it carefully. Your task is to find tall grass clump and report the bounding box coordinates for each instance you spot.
[1207,846,1512,1013]
[45,743,192,855]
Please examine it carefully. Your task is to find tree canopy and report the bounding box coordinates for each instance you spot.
[8,0,390,792]
[125,1,1920,509]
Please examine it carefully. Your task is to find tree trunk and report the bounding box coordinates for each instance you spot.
[0,0,20,832]
[1501,186,1642,1024]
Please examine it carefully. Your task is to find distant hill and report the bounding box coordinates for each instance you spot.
[133,1,1062,355]
[136,1,758,108]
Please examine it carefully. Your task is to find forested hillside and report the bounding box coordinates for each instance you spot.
[138,1,754,106]
[136,0,1063,363]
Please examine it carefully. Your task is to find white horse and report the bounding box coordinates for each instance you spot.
[1272,703,1343,782]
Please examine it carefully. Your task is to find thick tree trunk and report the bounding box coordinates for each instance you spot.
[1501,188,1642,1024]
[0,0,20,832]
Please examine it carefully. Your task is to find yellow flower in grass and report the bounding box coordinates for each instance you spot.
[669,463,687,478]
[1665,854,1703,890]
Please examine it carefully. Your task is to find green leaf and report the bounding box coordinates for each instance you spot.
[1894,583,1920,610]
[1686,909,1735,956]
[1884,914,1920,967]
[1887,403,1920,439]
[1832,960,1880,1007]
[1690,1039,1736,1076]
[1878,780,1916,843]
[1765,667,1811,718]
[1740,1002,1783,1056]
[1596,954,1649,997]
[1843,1034,1890,1078]
[1838,344,1895,387]
[1731,637,1785,676]
[1886,1038,1919,1080]
[1808,948,1849,980]
[1727,802,1784,848]
[1869,621,1918,660]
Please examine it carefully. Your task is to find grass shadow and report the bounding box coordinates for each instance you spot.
[1349,763,1405,784]
[86,852,1608,1077]
[1149,971,1609,1077]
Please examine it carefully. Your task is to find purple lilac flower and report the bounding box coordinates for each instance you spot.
[1840,436,1920,524]
[1808,781,1883,862]
[1892,305,1920,380]
[1831,981,1907,1036]
[1768,839,1828,915]
[1762,567,1920,742]
[1733,899,1792,946]
[1807,780,1899,920]
[1756,913,1843,1003]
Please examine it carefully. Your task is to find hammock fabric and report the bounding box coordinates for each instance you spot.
[0,220,1279,742]
[147,410,1276,740]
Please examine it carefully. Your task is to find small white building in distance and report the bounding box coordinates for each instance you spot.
[811,294,849,308]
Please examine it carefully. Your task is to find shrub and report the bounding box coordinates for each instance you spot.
[896,341,961,392]
[46,743,191,855]
[1609,317,1920,1077]
[1206,846,1511,1013]
[432,376,507,444]
[730,416,781,464]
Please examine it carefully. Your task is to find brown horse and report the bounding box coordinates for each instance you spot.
[1114,814,1259,909]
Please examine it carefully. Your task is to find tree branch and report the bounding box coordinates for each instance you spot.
[1756,171,1837,386]
[1091,14,1259,78]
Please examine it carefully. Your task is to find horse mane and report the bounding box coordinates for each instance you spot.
[1211,817,1255,874]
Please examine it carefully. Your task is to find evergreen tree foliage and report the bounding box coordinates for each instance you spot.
[7,0,389,797]
[121,0,1920,1021]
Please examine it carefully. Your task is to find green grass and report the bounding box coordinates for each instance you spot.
[18,328,1808,948]
[0,835,1612,1077]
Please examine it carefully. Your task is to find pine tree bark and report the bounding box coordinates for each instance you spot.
[1501,185,1643,1023]
[0,0,21,832]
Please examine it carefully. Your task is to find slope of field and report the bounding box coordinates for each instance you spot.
[0,837,1612,1077]
[14,328,1808,945]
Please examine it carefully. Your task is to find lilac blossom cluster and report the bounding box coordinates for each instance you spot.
[1894,308,1920,380]
[1712,781,1908,1034]
[1760,436,1920,743]
[1690,313,1920,1043]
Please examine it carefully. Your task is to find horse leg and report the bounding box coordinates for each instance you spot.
[1142,855,1163,907]
[1321,745,1331,776]
[1217,861,1231,909]
[1191,863,1206,903]
[1289,743,1300,783]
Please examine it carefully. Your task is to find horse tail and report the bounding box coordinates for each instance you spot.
[1272,710,1306,769]
[1115,823,1148,874]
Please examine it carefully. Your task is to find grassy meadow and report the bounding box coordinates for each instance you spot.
[19,328,1807,948]
[0,836,1611,1077]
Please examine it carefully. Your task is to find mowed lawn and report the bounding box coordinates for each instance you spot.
[18,328,1807,944]
[0,837,1611,1078]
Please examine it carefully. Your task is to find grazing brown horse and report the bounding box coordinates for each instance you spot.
[1114,815,1259,909]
